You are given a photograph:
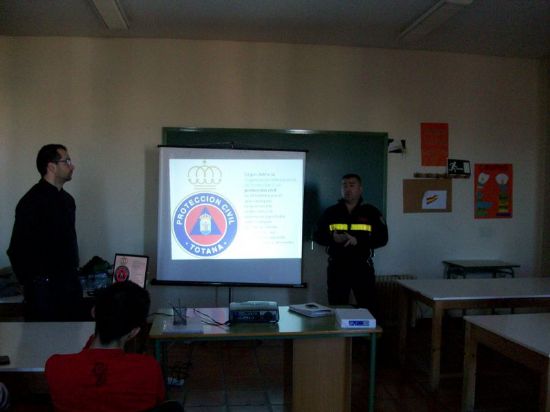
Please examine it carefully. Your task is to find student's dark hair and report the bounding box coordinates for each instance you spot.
[342,173,362,184]
[36,144,67,176]
[94,281,150,345]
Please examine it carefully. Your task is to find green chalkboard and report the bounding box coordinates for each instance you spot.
[162,127,388,241]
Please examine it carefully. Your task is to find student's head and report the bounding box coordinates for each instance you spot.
[93,281,150,345]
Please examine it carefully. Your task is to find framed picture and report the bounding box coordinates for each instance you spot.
[112,254,149,288]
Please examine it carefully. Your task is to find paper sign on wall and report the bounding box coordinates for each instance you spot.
[422,190,447,209]
[421,123,448,166]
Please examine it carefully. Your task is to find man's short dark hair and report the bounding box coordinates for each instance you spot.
[94,281,150,345]
[342,173,362,184]
[36,144,67,176]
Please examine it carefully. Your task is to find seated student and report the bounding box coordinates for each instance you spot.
[45,281,183,412]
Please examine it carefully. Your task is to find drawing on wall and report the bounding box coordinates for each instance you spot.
[421,122,448,166]
[422,190,447,209]
[474,164,513,219]
[403,179,452,213]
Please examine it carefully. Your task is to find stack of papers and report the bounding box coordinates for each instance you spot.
[289,302,334,318]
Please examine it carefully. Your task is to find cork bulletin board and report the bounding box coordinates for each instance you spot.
[403,179,452,213]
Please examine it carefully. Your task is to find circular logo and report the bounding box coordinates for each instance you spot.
[172,192,237,257]
[114,265,130,282]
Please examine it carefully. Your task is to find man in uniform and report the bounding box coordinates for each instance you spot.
[314,173,388,312]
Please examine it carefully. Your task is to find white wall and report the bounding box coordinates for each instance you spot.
[1,37,546,310]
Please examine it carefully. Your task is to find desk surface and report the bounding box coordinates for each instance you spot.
[465,313,550,358]
[396,277,550,301]
[0,322,94,372]
[442,260,520,269]
[149,306,382,340]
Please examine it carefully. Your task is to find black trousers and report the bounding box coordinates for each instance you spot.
[327,257,376,313]
[23,274,84,321]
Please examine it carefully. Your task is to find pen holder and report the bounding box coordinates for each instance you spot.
[173,306,187,325]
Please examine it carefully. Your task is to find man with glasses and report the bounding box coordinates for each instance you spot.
[7,144,83,321]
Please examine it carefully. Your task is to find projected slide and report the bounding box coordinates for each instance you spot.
[157,147,305,285]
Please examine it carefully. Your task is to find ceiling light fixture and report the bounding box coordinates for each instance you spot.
[90,0,129,30]
[399,0,473,43]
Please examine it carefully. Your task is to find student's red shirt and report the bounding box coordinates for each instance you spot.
[45,348,165,412]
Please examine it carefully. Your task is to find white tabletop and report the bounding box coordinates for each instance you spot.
[0,322,94,372]
[396,277,550,301]
[464,313,550,358]
[442,260,519,268]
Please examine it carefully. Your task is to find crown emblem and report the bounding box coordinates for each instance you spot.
[188,161,222,188]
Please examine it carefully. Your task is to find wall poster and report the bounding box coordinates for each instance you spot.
[421,122,448,166]
[474,164,513,219]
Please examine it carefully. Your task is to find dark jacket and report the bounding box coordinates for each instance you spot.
[7,179,79,284]
[314,198,388,261]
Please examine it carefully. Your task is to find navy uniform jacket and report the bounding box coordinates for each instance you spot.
[314,198,388,261]
[7,179,79,285]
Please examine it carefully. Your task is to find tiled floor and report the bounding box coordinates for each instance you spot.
[7,318,540,411]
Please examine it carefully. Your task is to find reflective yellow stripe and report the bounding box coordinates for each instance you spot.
[350,224,372,232]
[329,224,348,231]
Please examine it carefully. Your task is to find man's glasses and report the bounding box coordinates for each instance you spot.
[55,158,73,166]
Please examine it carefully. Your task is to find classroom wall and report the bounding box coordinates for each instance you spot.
[0,37,547,310]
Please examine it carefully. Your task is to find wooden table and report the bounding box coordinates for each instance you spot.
[149,306,382,412]
[0,322,94,372]
[462,313,550,412]
[443,259,519,278]
[397,277,550,391]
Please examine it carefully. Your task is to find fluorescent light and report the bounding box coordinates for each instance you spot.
[399,0,473,43]
[90,0,128,30]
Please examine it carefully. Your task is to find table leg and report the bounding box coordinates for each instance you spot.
[540,361,550,412]
[429,303,443,391]
[398,287,409,366]
[283,340,293,405]
[155,340,161,362]
[155,340,170,385]
[292,337,352,412]
[368,335,377,412]
[462,323,478,412]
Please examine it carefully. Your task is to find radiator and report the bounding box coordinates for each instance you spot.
[375,274,416,328]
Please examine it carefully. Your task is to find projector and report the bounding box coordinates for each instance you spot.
[229,301,279,323]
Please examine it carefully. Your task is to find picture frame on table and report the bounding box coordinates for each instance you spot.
[112,254,149,288]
